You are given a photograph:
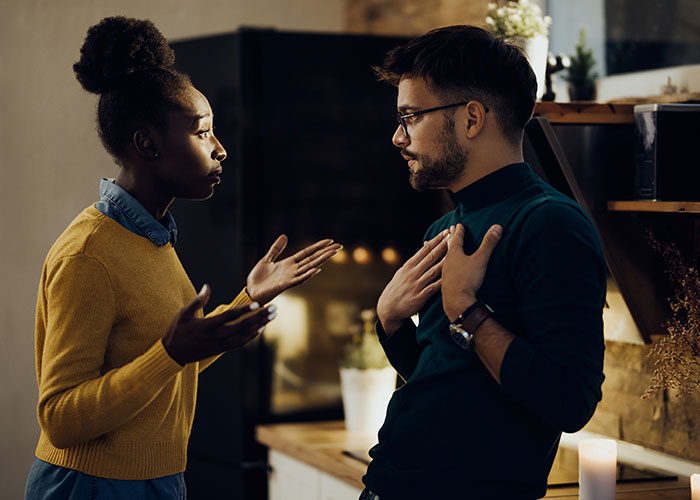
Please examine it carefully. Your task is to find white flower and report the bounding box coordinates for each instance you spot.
[485,0,552,38]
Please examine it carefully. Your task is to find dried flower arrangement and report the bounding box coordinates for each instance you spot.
[643,230,700,403]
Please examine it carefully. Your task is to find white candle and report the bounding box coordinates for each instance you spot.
[692,473,700,500]
[578,439,617,500]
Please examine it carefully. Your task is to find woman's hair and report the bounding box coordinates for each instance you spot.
[375,25,537,142]
[73,16,192,160]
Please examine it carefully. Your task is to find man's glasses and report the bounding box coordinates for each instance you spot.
[397,101,489,137]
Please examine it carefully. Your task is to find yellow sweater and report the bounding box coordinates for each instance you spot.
[34,205,250,479]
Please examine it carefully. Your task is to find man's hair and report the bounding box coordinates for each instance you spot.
[375,25,537,141]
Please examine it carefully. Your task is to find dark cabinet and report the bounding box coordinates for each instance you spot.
[170,29,448,499]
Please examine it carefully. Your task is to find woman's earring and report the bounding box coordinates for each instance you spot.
[153,152,159,160]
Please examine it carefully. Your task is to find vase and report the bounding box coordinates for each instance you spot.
[509,35,549,100]
[568,80,597,102]
[339,366,396,437]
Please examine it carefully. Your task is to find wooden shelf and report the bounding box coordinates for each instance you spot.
[608,200,700,213]
[534,102,634,124]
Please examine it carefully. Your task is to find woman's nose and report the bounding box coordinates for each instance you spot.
[212,137,227,162]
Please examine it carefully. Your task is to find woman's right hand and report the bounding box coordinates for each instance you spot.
[162,284,276,366]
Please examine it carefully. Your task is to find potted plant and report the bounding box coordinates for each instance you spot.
[485,0,553,100]
[339,308,396,436]
[565,28,598,102]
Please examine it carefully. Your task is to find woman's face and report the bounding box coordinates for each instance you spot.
[154,85,227,200]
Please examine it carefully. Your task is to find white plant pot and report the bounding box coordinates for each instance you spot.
[339,366,396,437]
[509,35,549,100]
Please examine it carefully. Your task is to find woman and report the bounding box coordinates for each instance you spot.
[25,16,340,499]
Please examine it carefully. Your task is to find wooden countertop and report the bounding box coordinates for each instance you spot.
[257,421,692,499]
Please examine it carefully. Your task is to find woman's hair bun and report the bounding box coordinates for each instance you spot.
[73,16,176,94]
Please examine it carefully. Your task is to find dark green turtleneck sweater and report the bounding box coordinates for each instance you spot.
[364,163,607,499]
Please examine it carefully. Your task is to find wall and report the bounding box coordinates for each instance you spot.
[585,339,700,462]
[0,1,343,498]
[345,0,489,36]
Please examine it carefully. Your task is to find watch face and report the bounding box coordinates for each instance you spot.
[449,324,472,349]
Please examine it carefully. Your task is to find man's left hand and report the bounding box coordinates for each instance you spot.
[247,235,341,304]
[442,223,502,321]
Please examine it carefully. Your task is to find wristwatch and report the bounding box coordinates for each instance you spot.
[448,300,493,349]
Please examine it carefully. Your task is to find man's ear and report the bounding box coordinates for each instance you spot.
[133,129,160,161]
[463,101,488,139]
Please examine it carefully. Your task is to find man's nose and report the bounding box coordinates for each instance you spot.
[392,124,409,148]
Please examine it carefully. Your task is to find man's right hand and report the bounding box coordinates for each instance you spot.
[162,284,277,366]
[377,229,449,335]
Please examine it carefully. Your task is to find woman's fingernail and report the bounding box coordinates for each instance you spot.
[250,302,260,310]
[268,304,277,313]
[258,326,265,334]
[268,312,277,321]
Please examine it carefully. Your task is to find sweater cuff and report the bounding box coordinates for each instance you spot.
[376,319,414,344]
[137,339,186,384]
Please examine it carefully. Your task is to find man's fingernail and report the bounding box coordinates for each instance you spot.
[258,326,265,334]
[268,304,277,313]
[268,312,277,321]
[250,302,260,310]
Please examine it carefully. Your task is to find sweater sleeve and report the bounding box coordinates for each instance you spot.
[37,254,184,450]
[376,320,422,382]
[499,202,607,433]
[197,287,253,373]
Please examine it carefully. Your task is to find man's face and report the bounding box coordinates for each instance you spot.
[393,77,468,192]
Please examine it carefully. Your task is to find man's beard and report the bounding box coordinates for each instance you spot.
[405,118,468,192]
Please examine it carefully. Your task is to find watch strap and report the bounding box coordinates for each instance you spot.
[459,301,492,336]
[449,301,493,349]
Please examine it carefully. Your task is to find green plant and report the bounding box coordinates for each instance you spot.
[485,0,552,39]
[340,309,390,370]
[565,28,598,85]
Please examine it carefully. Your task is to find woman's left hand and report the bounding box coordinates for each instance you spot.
[246,235,341,304]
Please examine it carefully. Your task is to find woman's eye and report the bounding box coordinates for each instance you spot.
[197,130,210,138]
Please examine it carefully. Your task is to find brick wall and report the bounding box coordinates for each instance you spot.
[345,0,489,36]
[585,339,700,462]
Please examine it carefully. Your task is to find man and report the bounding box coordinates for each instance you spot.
[363,26,607,499]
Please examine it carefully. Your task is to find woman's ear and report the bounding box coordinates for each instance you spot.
[463,101,488,139]
[133,129,160,161]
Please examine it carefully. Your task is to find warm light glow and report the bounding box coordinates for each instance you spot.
[381,247,400,265]
[692,473,700,500]
[602,277,644,344]
[578,439,617,500]
[332,248,348,264]
[263,294,309,358]
[352,246,371,264]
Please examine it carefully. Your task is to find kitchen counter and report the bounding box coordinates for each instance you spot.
[256,421,691,499]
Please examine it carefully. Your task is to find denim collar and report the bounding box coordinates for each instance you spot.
[96,178,177,246]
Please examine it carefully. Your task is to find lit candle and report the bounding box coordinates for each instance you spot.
[578,439,617,500]
[692,473,700,500]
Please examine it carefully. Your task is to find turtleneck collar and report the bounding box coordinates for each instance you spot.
[453,162,535,213]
